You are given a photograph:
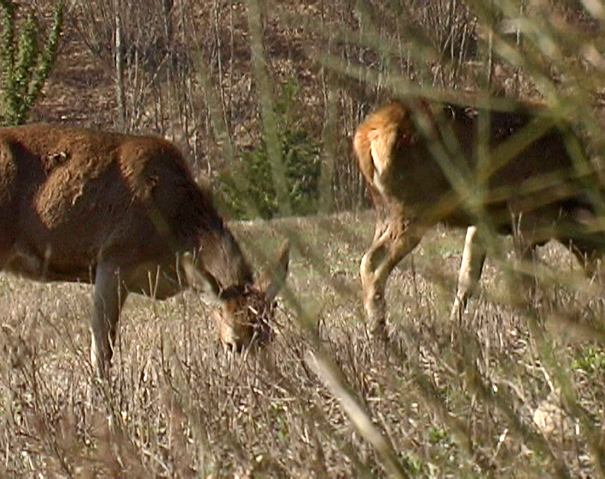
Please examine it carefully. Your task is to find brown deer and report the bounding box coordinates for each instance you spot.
[0,124,290,377]
[354,98,604,336]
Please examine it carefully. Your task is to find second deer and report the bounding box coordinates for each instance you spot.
[354,98,604,336]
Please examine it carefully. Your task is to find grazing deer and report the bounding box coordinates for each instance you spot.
[354,98,604,336]
[0,124,290,377]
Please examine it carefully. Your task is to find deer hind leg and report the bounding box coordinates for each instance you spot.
[450,226,487,321]
[361,217,423,338]
[91,262,128,378]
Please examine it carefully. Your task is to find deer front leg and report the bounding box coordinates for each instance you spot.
[91,262,127,378]
[361,222,422,339]
[570,243,603,280]
[450,226,487,321]
[560,208,604,281]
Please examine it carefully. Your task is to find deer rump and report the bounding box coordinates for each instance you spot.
[355,99,604,334]
[0,124,289,376]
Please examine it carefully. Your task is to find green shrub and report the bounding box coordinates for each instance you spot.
[0,0,64,126]
[220,128,321,220]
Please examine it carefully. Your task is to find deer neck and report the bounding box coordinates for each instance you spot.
[196,226,255,292]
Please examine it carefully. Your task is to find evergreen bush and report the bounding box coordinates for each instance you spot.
[0,0,64,125]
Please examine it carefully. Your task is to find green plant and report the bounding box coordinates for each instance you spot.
[573,347,605,373]
[0,0,64,126]
[220,128,321,220]
[401,453,425,476]
[428,427,449,445]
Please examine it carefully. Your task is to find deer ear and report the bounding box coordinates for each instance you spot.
[259,241,290,302]
[181,253,222,302]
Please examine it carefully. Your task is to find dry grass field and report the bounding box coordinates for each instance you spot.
[2,212,605,478]
[2,0,605,477]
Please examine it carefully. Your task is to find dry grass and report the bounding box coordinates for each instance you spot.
[2,213,604,478]
[3,1,605,477]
